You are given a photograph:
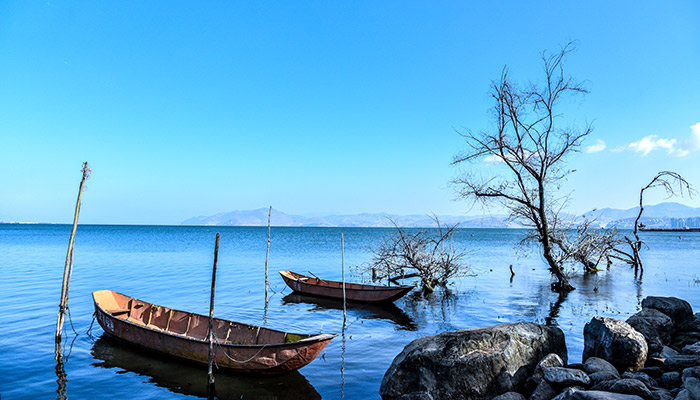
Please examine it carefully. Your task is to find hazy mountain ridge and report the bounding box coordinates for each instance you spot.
[586,202,700,228]
[182,208,521,228]
[183,202,700,228]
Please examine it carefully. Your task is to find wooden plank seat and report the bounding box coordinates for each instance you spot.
[106,308,130,316]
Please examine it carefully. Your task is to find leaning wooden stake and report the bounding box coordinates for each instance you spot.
[208,233,220,385]
[341,233,346,323]
[55,161,90,343]
[265,206,272,300]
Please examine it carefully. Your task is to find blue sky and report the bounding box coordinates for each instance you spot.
[1,2,699,224]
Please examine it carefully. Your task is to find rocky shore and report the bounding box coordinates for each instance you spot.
[380,296,700,400]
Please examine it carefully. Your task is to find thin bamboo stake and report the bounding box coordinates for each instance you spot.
[208,233,220,386]
[341,233,346,323]
[55,161,90,343]
[265,206,272,300]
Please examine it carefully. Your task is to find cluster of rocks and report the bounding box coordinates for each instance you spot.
[379,296,700,400]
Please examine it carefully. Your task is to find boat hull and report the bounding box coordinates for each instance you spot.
[93,290,334,374]
[279,270,413,303]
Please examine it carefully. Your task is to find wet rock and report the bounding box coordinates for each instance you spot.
[568,363,586,371]
[681,342,700,356]
[660,372,681,389]
[570,390,644,399]
[681,367,700,400]
[592,379,653,400]
[664,355,700,371]
[584,317,648,372]
[493,392,527,400]
[641,297,693,330]
[682,378,700,400]
[660,347,680,360]
[684,314,700,332]
[379,322,567,400]
[675,389,691,400]
[627,309,674,353]
[552,387,582,400]
[544,367,591,387]
[672,335,700,352]
[529,380,557,400]
[585,358,621,377]
[622,371,658,390]
[639,367,664,380]
[539,354,566,371]
[683,366,700,380]
[649,388,673,400]
[590,372,624,385]
[527,354,566,394]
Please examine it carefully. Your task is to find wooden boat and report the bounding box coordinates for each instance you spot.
[279,270,413,303]
[92,290,336,374]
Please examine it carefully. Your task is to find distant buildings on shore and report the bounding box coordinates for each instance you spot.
[606,216,700,229]
[669,217,700,229]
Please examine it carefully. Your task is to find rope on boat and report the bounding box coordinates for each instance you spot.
[212,332,269,364]
[85,312,98,342]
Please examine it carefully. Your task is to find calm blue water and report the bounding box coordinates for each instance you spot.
[0,224,698,399]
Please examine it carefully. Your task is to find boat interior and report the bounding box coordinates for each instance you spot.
[93,290,309,345]
[281,270,406,290]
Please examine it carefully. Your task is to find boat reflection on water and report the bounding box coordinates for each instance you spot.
[90,335,321,400]
[282,293,417,331]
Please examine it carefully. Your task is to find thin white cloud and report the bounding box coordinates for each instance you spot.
[584,139,606,153]
[483,154,504,163]
[626,123,700,158]
[686,122,700,152]
[628,135,684,156]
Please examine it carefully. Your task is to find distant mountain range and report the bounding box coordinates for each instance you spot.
[181,208,522,228]
[182,202,700,228]
[585,202,700,229]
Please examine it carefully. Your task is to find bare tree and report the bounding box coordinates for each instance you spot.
[452,43,591,291]
[363,216,468,293]
[610,171,695,276]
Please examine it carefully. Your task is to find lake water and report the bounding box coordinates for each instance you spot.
[0,224,698,399]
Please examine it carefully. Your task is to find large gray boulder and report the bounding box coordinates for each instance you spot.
[583,317,648,372]
[641,297,693,330]
[379,323,567,400]
[626,309,674,353]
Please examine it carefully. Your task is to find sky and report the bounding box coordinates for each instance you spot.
[1,1,699,224]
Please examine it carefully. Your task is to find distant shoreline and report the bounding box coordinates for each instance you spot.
[639,227,700,232]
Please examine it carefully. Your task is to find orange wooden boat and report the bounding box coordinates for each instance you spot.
[279,270,413,304]
[92,290,335,374]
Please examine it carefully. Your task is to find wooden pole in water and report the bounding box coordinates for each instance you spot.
[265,206,271,300]
[341,232,346,323]
[55,161,90,343]
[208,233,220,385]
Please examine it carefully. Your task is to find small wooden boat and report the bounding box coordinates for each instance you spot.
[92,290,335,374]
[279,270,413,303]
